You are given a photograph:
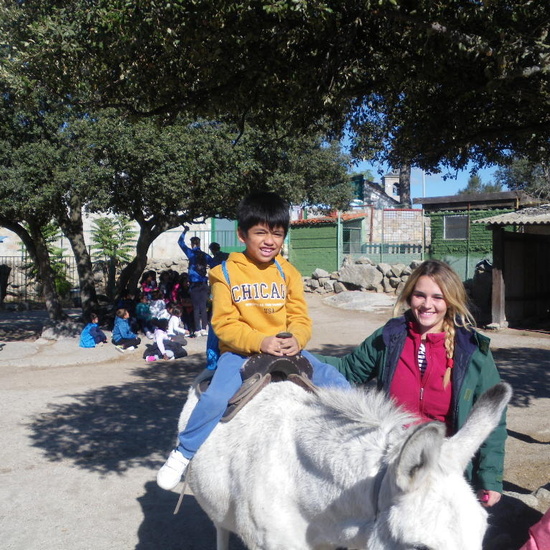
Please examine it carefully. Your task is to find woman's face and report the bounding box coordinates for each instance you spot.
[409,275,448,336]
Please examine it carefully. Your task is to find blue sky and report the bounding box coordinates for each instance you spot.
[352,161,498,201]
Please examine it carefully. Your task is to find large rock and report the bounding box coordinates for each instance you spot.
[312,268,330,280]
[333,282,346,293]
[377,263,392,276]
[323,280,335,292]
[390,263,407,277]
[338,263,383,290]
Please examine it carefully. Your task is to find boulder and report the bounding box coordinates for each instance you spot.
[339,264,383,290]
[323,280,335,291]
[312,268,330,280]
[333,282,346,294]
[390,263,407,277]
[377,262,392,276]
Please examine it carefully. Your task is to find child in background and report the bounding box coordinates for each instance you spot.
[176,272,194,334]
[167,305,189,343]
[112,308,141,351]
[152,318,175,361]
[150,289,170,320]
[135,293,154,338]
[140,270,157,300]
[79,313,107,348]
[145,318,187,362]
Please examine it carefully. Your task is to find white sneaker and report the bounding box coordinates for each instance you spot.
[115,345,125,353]
[126,346,136,351]
[200,329,208,336]
[157,450,189,490]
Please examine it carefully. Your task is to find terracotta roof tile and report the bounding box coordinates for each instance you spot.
[291,213,367,226]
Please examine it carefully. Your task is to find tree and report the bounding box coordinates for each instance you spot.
[0,84,108,318]
[92,113,352,295]
[22,223,73,300]
[0,76,352,311]
[494,159,550,200]
[457,174,504,195]
[4,1,550,172]
[91,216,137,299]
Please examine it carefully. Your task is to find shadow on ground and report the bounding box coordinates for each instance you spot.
[27,357,204,474]
[492,347,550,405]
[136,481,246,550]
[26,340,547,550]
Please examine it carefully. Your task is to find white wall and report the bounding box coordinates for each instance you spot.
[0,215,212,261]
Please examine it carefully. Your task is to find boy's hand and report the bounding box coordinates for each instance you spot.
[260,334,300,356]
[282,335,300,356]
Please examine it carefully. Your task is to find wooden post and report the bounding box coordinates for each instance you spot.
[491,226,507,327]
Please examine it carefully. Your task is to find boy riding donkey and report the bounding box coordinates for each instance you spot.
[157,191,349,490]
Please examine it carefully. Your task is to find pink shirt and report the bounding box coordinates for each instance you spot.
[389,324,453,431]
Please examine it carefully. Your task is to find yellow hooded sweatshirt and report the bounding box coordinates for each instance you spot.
[209,252,312,355]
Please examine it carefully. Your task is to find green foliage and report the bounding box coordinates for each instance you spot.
[457,174,504,195]
[91,216,136,265]
[22,222,72,297]
[494,159,550,200]
[92,112,352,221]
[4,1,550,171]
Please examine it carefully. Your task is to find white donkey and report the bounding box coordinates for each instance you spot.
[177,377,511,550]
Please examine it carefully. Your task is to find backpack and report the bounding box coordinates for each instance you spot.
[195,250,208,278]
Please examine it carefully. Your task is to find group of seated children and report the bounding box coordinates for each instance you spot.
[139,269,196,335]
[113,297,190,361]
[80,273,192,360]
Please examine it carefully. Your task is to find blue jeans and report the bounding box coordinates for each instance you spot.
[176,350,350,459]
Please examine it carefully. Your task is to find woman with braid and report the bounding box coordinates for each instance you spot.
[308,260,506,508]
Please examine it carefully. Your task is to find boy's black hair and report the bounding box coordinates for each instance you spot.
[237,191,290,235]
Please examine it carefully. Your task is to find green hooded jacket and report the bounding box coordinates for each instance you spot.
[315,315,507,493]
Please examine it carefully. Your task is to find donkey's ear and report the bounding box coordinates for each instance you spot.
[443,382,512,472]
[395,422,446,492]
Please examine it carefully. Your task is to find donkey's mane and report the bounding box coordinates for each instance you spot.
[313,386,415,434]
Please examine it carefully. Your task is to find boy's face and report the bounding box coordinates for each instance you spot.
[238,223,285,264]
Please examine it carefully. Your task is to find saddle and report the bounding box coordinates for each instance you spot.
[196,353,318,423]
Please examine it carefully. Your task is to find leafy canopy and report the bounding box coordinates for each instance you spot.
[4,1,550,172]
[457,173,503,195]
[494,158,550,201]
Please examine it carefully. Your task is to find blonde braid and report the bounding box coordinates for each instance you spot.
[442,318,455,389]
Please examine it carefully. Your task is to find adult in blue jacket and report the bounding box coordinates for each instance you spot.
[178,228,214,337]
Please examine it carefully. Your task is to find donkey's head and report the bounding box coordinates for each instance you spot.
[369,383,511,550]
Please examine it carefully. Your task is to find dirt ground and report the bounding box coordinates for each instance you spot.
[0,292,548,550]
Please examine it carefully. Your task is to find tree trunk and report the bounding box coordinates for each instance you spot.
[399,163,412,208]
[0,216,66,320]
[116,215,182,298]
[61,219,98,314]
[116,224,155,298]
[59,205,99,315]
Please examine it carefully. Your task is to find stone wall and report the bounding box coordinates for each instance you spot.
[303,257,423,295]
